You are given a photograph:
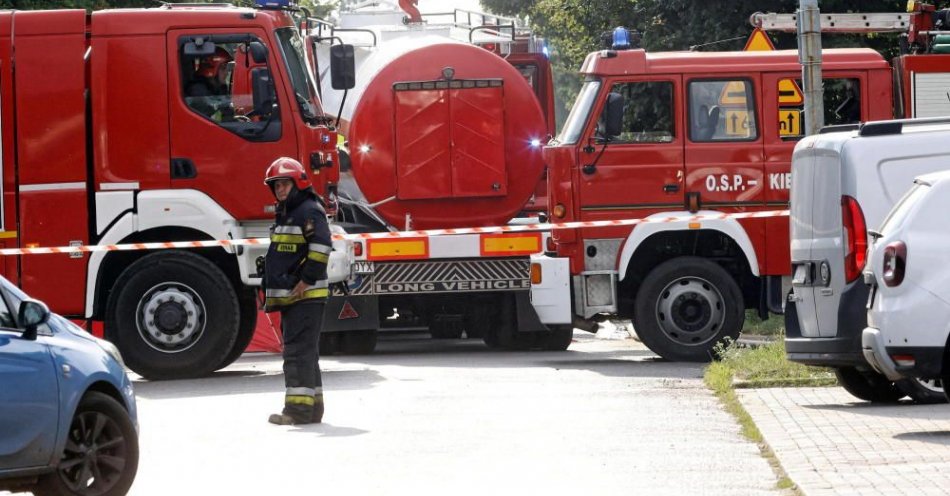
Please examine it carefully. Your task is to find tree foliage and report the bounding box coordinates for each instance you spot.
[481,0,909,126]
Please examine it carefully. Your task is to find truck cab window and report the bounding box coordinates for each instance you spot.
[688,79,757,142]
[597,81,674,143]
[179,37,281,142]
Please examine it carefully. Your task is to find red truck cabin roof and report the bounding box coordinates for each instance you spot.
[580,48,889,76]
[90,5,292,35]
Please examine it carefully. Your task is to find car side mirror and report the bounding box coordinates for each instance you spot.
[330,44,356,90]
[251,68,276,116]
[18,299,50,341]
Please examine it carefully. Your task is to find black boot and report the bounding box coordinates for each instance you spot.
[269,402,313,425]
[311,393,324,423]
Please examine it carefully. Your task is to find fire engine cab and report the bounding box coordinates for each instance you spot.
[544,27,893,361]
[0,1,353,379]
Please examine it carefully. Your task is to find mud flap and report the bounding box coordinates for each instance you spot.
[322,294,379,332]
[514,291,548,333]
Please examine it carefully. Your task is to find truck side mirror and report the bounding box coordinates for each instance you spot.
[183,38,216,56]
[330,44,356,90]
[251,68,276,116]
[603,92,624,139]
[249,41,268,64]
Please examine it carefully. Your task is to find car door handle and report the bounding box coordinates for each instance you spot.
[663,183,679,193]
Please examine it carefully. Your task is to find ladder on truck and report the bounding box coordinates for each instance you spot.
[750,3,950,53]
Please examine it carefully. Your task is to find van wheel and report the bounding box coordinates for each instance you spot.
[36,392,139,496]
[106,251,239,379]
[633,257,744,362]
[216,289,259,370]
[834,367,905,403]
[897,378,946,404]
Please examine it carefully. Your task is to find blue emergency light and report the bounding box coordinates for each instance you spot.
[612,27,631,50]
[255,0,296,9]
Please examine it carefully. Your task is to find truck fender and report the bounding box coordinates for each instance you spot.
[617,210,760,281]
[85,190,237,317]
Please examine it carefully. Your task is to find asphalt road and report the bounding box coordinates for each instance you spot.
[126,329,784,496]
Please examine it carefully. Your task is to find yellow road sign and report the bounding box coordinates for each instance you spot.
[743,28,776,51]
[778,79,804,105]
[724,110,752,136]
[719,81,748,105]
[778,109,802,136]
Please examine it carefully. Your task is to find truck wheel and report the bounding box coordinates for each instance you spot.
[539,325,574,351]
[633,257,744,362]
[216,288,258,370]
[106,251,239,380]
[834,367,905,403]
[897,378,946,404]
[339,330,378,354]
[36,392,138,496]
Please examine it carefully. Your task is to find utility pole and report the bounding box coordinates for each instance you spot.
[799,0,824,135]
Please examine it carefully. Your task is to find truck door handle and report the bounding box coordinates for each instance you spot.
[663,183,679,193]
[171,158,197,179]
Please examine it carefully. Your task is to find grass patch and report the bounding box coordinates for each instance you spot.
[741,310,785,337]
[717,338,837,388]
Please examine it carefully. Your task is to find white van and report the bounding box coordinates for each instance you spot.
[786,117,950,403]
[862,170,950,398]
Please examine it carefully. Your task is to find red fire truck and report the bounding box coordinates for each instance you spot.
[299,1,570,353]
[0,2,352,379]
[543,28,898,361]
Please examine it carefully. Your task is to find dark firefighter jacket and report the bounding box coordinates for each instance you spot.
[263,188,332,312]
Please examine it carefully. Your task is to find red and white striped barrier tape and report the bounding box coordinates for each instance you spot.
[0,209,789,256]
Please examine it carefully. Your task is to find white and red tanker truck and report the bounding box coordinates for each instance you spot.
[295,1,571,353]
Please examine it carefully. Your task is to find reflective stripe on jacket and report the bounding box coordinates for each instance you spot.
[263,192,331,311]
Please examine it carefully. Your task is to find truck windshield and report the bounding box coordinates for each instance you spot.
[557,80,601,144]
[275,27,323,124]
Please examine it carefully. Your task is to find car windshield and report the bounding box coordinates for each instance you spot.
[880,182,930,235]
[275,27,323,124]
[557,80,601,144]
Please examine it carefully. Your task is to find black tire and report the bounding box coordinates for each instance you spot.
[897,378,946,404]
[633,257,744,362]
[36,392,139,496]
[834,367,905,403]
[539,325,574,351]
[216,288,259,370]
[339,330,378,354]
[106,251,239,380]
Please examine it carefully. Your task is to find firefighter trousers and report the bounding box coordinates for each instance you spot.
[280,299,325,422]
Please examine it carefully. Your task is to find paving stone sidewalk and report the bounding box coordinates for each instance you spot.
[739,387,950,496]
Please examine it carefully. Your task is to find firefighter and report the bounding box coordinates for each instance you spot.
[262,157,332,426]
[185,47,234,121]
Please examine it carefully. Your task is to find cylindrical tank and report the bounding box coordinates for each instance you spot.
[321,35,547,230]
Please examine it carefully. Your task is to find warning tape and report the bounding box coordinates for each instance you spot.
[0,209,789,256]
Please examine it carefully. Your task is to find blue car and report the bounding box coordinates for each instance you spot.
[0,276,138,495]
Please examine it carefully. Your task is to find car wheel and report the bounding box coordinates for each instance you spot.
[633,257,744,362]
[106,251,239,379]
[215,288,259,370]
[35,392,138,496]
[834,367,905,403]
[897,378,947,404]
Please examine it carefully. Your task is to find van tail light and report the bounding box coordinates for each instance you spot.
[841,196,867,283]
[882,241,907,287]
